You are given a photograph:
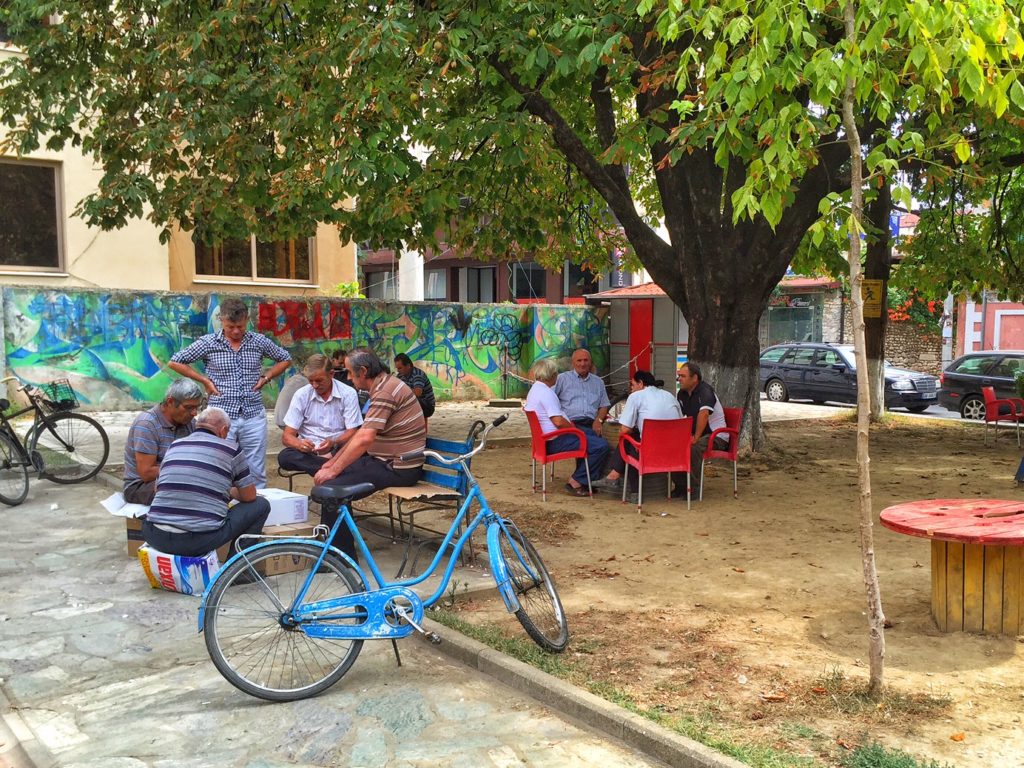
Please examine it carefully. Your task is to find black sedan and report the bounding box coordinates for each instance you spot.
[759,342,940,412]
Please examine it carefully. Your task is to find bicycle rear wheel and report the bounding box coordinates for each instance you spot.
[0,431,29,506]
[29,412,109,483]
[203,543,364,701]
[492,524,569,652]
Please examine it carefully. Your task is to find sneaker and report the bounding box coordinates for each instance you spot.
[591,476,622,491]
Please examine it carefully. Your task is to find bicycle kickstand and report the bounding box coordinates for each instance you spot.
[393,605,442,645]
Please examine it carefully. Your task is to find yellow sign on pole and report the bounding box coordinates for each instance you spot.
[861,279,883,318]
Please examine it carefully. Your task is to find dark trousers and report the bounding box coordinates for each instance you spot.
[277,447,329,475]
[608,429,641,491]
[548,421,609,488]
[141,497,271,558]
[321,455,423,560]
[673,435,729,499]
[1016,456,1024,483]
[124,480,156,505]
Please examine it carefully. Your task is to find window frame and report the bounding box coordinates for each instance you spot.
[193,233,316,285]
[0,158,65,274]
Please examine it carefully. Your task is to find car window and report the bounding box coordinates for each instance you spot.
[950,355,1000,375]
[786,348,816,366]
[992,355,1024,378]
[760,347,789,362]
[815,350,842,367]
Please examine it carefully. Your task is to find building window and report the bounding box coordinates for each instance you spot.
[564,261,599,299]
[512,262,546,301]
[466,266,495,303]
[194,235,312,282]
[424,268,447,301]
[0,159,63,271]
[365,270,396,299]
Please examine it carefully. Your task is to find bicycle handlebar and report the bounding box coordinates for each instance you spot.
[399,413,508,465]
[0,375,32,394]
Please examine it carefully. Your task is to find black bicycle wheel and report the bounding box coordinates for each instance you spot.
[29,412,109,484]
[0,431,29,506]
[203,543,365,701]
[493,525,569,652]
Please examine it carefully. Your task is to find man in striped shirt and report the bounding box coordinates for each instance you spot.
[142,407,270,558]
[313,348,425,558]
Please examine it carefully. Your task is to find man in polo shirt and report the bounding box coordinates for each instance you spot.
[313,348,426,558]
[675,361,728,500]
[142,407,270,558]
[168,297,292,489]
[278,353,363,476]
[122,379,204,504]
[552,348,610,489]
[394,353,436,420]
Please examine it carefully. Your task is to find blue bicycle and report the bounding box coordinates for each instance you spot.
[198,415,569,701]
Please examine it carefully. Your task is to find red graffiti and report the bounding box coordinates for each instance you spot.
[256,301,351,341]
[327,303,351,339]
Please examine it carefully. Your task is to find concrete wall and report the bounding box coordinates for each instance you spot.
[2,286,608,409]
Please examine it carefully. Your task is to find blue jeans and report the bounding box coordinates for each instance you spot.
[548,427,609,488]
[228,414,269,489]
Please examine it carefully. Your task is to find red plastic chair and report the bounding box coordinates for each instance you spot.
[524,409,593,501]
[981,386,1024,447]
[701,407,743,500]
[619,417,692,513]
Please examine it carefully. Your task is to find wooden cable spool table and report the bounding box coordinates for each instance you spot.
[880,499,1024,634]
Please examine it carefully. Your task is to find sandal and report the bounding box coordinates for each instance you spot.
[564,483,589,497]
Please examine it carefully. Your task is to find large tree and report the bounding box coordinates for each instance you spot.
[2,0,1021,447]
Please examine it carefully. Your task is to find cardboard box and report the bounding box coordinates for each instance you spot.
[257,513,323,576]
[257,487,309,526]
[138,545,221,597]
[126,516,144,557]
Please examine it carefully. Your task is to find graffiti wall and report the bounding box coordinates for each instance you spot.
[2,287,608,409]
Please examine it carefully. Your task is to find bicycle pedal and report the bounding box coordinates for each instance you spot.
[393,604,439,643]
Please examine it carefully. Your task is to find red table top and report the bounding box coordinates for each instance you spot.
[880,499,1024,545]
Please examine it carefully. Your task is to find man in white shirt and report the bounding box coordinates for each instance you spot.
[277,354,363,476]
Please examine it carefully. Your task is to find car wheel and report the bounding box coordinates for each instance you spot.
[960,395,985,420]
[905,405,929,414]
[765,379,789,402]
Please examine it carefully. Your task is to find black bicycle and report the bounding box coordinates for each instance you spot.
[0,376,110,506]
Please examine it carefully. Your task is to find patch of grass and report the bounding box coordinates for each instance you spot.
[841,742,951,768]
[810,667,951,720]
[780,721,823,741]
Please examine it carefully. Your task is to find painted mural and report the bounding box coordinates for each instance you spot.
[2,287,608,409]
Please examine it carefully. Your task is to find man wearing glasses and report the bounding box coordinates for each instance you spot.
[122,379,204,504]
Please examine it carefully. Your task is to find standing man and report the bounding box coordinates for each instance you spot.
[313,348,426,559]
[675,362,728,499]
[142,407,270,558]
[278,354,363,476]
[394,353,436,420]
[168,297,292,488]
[552,348,610,487]
[122,379,204,504]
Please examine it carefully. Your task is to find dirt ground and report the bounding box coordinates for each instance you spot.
[448,416,1024,767]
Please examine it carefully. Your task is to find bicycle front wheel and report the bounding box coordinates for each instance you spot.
[492,524,569,652]
[203,543,364,702]
[29,412,109,484]
[0,431,29,506]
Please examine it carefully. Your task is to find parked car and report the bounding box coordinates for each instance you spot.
[938,350,1024,419]
[759,342,939,412]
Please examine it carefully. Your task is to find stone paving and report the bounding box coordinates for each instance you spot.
[0,481,667,767]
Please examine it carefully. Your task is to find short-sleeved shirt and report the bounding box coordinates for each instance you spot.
[283,380,363,443]
[618,386,683,433]
[363,374,426,470]
[170,330,291,419]
[553,370,610,422]
[398,367,436,417]
[146,428,255,532]
[123,405,195,487]
[677,380,727,441]
[525,381,564,435]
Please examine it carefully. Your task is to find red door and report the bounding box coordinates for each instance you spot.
[629,299,653,376]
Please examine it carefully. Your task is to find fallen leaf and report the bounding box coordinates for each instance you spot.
[758,692,788,702]
[732,567,746,573]
[950,732,965,742]
[811,686,827,695]
[836,739,854,750]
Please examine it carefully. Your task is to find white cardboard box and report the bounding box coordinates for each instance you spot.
[257,487,309,526]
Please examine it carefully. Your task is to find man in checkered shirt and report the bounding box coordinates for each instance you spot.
[168,297,292,488]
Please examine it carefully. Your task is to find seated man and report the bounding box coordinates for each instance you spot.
[122,379,203,504]
[675,362,729,499]
[141,407,270,558]
[551,348,610,489]
[278,354,363,476]
[394,352,436,420]
[313,348,426,559]
[592,370,682,494]
[525,358,608,496]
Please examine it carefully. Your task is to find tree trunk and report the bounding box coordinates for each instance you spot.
[864,178,893,419]
[843,0,886,699]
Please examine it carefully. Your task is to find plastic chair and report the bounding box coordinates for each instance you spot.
[619,417,692,513]
[524,409,593,501]
[701,407,743,500]
[981,386,1023,447]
